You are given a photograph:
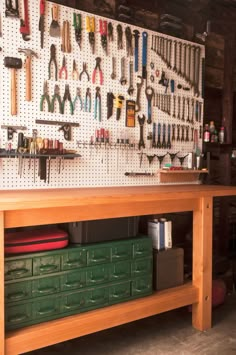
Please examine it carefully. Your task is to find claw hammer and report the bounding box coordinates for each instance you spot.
[18,48,38,101]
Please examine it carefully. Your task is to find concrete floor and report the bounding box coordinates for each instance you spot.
[27,292,236,355]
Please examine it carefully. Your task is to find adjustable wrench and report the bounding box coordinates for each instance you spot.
[127,61,134,95]
[120,57,127,85]
[20,0,30,41]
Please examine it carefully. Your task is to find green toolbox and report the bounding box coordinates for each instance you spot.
[5,235,153,330]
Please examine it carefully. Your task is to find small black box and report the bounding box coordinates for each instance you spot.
[68,217,139,244]
[153,248,184,290]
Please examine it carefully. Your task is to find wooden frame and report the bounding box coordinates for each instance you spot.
[1,185,236,354]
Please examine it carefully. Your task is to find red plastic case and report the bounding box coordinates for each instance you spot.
[5,228,69,254]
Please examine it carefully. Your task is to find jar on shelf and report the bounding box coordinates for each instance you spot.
[203,124,210,142]
[219,126,225,144]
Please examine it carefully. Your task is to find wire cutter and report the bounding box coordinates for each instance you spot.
[48,44,58,81]
[92,57,103,85]
[84,88,91,112]
[59,55,68,80]
[62,84,74,115]
[72,59,79,80]
[99,19,107,54]
[94,86,101,121]
[73,13,82,48]
[40,81,50,112]
[51,84,63,114]
[79,62,90,81]
[73,87,83,111]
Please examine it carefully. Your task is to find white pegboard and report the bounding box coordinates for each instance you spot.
[0,0,205,189]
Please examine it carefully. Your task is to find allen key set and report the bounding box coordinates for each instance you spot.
[0,0,205,189]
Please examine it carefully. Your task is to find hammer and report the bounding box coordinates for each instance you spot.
[4,57,22,116]
[18,48,38,101]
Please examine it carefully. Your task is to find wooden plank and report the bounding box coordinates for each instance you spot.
[0,212,4,355]
[192,197,213,330]
[5,284,198,355]
[205,66,223,89]
[5,199,198,228]
[206,33,224,51]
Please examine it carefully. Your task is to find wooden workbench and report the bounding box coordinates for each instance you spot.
[1,185,236,355]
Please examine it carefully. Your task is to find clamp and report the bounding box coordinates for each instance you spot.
[73,87,83,111]
[79,62,90,81]
[51,84,63,114]
[92,57,103,85]
[40,81,50,112]
[59,55,68,80]
[62,84,74,115]
[48,44,58,81]
[94,87,101,121]
[85,88,91,112]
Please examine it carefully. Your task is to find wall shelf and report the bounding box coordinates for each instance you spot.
[159,170,209,183]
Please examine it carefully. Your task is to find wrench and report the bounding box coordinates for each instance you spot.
[194,47,201,97]
[120,57,127,85]
[182,97,185,121]
[111,57,116,79]
[138,115,145,150]
[133,29,140,72]
[142,31,148,79]
[135,75,144,112]
[177,42,182,77]
[173,40,177,72]
[145,86,154,124]
[127,61,134,95]
[20,0,30,41]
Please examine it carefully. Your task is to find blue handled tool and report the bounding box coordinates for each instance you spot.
[142,31,148,79]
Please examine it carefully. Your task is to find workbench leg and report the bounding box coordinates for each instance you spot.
[0,211,5,354]
[192,197,213,331]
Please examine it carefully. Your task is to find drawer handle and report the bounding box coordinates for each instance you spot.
[39,265,57,272]
[38,307,56,315]
[65,281,81,288]
[90,257,108,263]
[65,261,82,267]
[38,287,57,294]
[112,273,126,278]
[7,291,26,300]
[90,297,103,303]
[64,301,84,310]
[8,314,28,323]
[89,276,107,283]
[7,268,28,276]
[113,291,129,298]
[113,252,128,258]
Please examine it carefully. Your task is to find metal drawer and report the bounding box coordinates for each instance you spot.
[131,276,153,297]
[109,261,131,282]
[61,290,86,313]
[33,255,61,276]
[5,258,32,281]
[61,249,87,270]
[131,258,152,277]
[87,247,111,266]
[61,270,86,291]
[133,238,152,259]
[109,281,131,303]
[85,287,109,309]
[86,265,110,286]
[5,281,32,303]
[111,244,132,262]
[32,276,60,297]
[5,302,32,329]
[33,297,60,319]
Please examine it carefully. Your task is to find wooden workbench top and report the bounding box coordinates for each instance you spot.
[0,185,235,211]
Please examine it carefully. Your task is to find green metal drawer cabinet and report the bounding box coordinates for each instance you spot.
[5,236,153,330]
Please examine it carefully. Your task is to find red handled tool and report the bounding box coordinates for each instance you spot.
[99,19,107,54]
[39,0,45,48]
[20,0,30,41]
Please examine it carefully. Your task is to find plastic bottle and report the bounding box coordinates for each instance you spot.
[219,126,225,144]
[203,124,210,142]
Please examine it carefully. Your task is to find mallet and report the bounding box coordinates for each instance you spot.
[4,57,22,116]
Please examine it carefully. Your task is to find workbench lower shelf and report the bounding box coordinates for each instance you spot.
[5,282,198,355]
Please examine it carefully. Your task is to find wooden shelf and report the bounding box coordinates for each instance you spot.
[160,170,209,183]
[5,283,198,355]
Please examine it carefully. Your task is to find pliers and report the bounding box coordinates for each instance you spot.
[62,84,74,115]
[72,59,79,80]
[73,87,83,111]
[40,81,50,112]
[51,84,63,114]
[86,16,95,54]
[48,44,58,81]
[59,55,68,80]
[79,62,90,81]
[73,13,82,48]
[92,57,103,85]
[94,86,101,121]
[84,88,91,112]
[99,19,107,54]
